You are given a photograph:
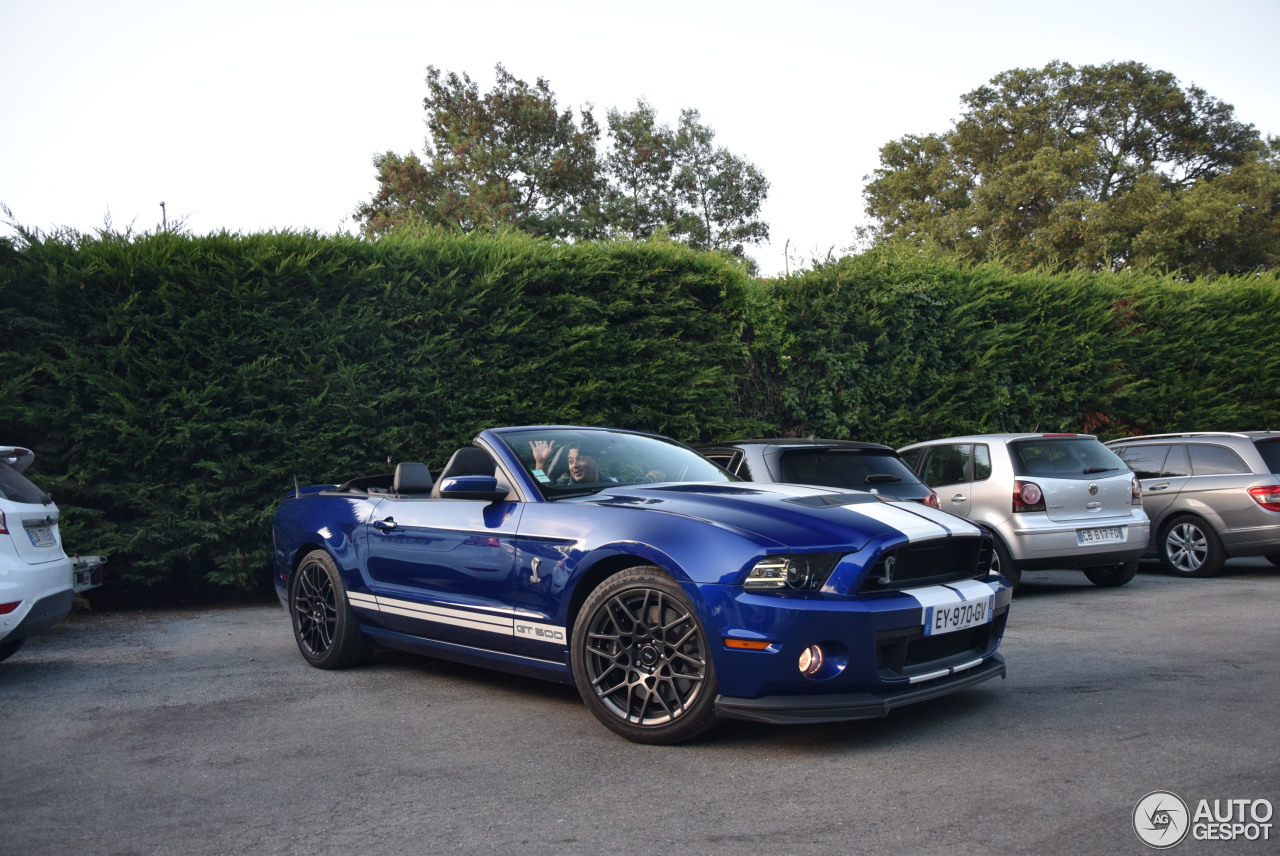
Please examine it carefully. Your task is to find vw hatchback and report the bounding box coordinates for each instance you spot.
[898,434,1149,588]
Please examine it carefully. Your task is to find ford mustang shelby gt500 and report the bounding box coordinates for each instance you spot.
[272,426,1011,743]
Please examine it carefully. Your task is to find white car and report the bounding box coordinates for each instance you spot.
[0,445,102,662]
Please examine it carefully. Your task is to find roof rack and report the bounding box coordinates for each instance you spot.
[1108,432,1256,443]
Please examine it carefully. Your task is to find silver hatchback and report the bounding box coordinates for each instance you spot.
[1105,432,1280,576]
[899,434,1149,588]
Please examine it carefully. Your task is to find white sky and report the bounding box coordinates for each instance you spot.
[3,0,1278,276]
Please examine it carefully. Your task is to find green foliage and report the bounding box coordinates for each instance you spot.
[0,229,752,594]
[4,229,1275,603]
[863,61,1278,276]
[741,245,1280,445]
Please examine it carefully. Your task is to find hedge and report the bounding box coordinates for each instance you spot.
[2,231,1276,599]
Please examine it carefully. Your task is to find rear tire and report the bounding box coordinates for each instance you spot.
[1084,559,1138,587]
[990,537,1021,589]
[289,550,371,669]
[0,638,25,663]
[1159,515,1225,577]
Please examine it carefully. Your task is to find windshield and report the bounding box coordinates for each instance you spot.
[498,428,736,499]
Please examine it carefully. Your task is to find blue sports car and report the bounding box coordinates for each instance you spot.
[272,426,1011,744]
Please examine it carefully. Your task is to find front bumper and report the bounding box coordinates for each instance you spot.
[716,655,1006,724]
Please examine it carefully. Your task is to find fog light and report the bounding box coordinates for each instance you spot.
[798,644,824,676]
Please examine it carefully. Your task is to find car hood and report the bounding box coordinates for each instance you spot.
[577,481,979,551]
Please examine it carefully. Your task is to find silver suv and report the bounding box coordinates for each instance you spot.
[1105,432,1280,576]
[899,434,1149,588]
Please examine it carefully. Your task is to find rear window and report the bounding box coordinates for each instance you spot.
[0,460,49,504]
[1009,437,1127,479]
[777,449,921,489]
[1254,439,1280,475]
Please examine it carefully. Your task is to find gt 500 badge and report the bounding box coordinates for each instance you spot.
[514,622,565,642]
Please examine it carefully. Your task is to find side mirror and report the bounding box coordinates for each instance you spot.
[438,475,510,502]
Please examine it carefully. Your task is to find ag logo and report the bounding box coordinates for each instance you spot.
[1134,791,1190,848]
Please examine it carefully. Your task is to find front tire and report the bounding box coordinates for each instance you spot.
[1159,515,1225,577]
[571,567,720,744]
[1084,559,1138,587]
[289,550,370,669]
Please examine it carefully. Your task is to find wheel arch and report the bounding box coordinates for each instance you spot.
[565,553,680,646]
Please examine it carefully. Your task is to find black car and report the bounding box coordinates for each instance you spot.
[697,439,941,508]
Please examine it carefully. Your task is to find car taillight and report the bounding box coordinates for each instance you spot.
[1131,476,1143,507]
[1248,485,1280,512]
[923,489,941,510]
[0,509,7,535]
[0,601,20,615]
[1013,480,1045,513]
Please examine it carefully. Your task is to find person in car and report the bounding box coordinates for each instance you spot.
[529,439,619,485]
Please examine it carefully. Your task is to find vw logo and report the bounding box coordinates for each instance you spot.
[1089,483,1099,496]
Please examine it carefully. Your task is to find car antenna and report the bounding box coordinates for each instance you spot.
[294,475,302,499]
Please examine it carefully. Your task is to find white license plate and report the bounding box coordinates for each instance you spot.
[27,526,56,547]
[924,596,994,636]
[1076,526,1126,546]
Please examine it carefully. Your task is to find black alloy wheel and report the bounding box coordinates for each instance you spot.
[572,567,720,744]
[289,550,370,669]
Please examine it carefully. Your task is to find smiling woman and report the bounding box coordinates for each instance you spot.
[272,424,1011,743]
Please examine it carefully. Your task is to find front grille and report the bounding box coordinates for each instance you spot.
[876,613,1004,680]
[858,533,993,593]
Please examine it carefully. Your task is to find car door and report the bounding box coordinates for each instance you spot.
[918,443,978,520]
[362,495,524,653]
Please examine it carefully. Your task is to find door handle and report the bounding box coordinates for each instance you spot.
[950,493,967,503]
[372,518,397,531]
[1148,483,1170,491]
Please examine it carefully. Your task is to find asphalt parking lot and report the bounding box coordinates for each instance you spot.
[3,559,1277,856]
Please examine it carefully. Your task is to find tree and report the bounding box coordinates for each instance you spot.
[357,64,603,240]
[357,68,770,260]
[863,61,1276,274]
[602,100,677,241]
[671,109,770,255]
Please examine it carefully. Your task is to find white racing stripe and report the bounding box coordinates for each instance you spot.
[347,591,567,644]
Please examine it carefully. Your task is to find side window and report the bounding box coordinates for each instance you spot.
[1189,444,1250,476]
[898,448,922,473]
[973,445,992,481]
[1115,444,1171,479]
[1162,444,1191,477]
[702,450,749,479]
[921,444,971,487]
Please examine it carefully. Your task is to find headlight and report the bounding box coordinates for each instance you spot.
[743,554,842,591]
